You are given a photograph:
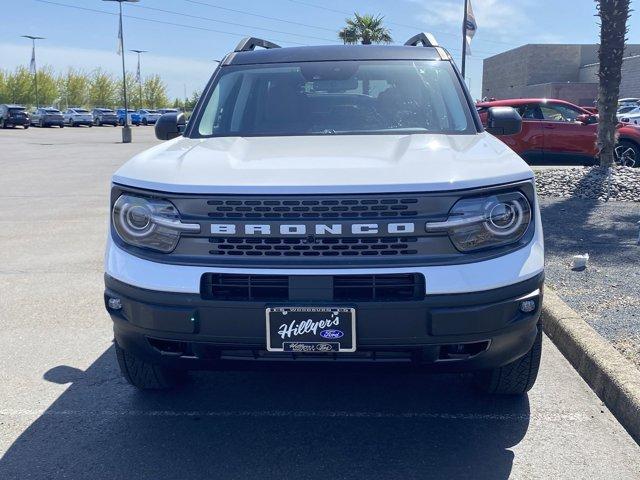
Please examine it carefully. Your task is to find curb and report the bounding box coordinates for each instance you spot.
[542,287,640,443]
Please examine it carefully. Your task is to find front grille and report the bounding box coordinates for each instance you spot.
[208,236,419,257]
[114,182,535,267]
[206,197,420,219]
[200,273,425,302]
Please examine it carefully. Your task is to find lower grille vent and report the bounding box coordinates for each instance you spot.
[201,274,288,301]
[334,274,425,301]
[200,273,425,302]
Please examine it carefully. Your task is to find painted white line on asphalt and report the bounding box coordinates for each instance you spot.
[0,409,592,421]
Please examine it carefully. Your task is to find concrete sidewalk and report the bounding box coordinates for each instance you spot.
[0,127,638,479]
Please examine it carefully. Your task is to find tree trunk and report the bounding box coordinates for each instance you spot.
[596,0,631,167]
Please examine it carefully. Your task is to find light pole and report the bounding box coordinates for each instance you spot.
[22,35,44,108]
[130,49,147,110]
[103,0,139,143]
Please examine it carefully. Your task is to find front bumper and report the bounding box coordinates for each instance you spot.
[105,272,543,371]
[69,117,93,125]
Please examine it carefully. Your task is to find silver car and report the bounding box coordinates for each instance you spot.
[137,109,161,125]
[63,108,93,127]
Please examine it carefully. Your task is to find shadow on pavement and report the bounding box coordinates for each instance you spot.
[0,346,530,479]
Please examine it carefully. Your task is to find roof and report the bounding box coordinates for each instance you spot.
[478,98,581,107]
[224,44,443,65]
[476,98,591,113]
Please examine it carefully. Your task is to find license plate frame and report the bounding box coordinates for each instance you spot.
[266,306,356,353]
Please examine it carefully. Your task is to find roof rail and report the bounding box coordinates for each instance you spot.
[234,37,281,52]
[404,32,439,48]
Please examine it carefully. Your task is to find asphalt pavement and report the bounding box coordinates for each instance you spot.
[0,126,639,479]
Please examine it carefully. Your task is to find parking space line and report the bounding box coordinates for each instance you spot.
[0,409,592,421]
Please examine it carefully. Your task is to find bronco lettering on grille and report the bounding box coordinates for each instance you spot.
[210,223,416,236]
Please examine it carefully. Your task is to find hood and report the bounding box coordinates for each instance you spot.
[113,132,533,194]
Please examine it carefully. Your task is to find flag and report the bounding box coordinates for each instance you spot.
[117,21,123,56]
[135,56,141,83]
[464,0,477,55]
[29,44,36,74]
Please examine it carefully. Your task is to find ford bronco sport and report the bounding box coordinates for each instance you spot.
[104,34,544,394]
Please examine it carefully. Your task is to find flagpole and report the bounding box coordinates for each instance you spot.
[32,39,39,108]
[461,0,468,79]
[131,50,147,110]
[118,2,130,137]
[22,35,44,108]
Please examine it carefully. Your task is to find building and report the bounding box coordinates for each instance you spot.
[482,44,640,106]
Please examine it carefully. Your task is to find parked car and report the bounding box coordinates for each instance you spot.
[158,108,179,115]
[116,108,139,126]
[30,107,64,128]
[63,108,93,127]
[0,104,30,129]
[105,34,545,395]
[477,98,640,166]
[136,109,161,125]
[618,106,640,125]
[92,108,119,126]
[617,105,639,119]
[618,97,640,107]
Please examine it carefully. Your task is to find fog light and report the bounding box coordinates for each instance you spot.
[108,297,122,310]
[519,299,536,313]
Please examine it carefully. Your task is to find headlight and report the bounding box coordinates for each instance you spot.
[426,191,531,252]
[112,194,200,252]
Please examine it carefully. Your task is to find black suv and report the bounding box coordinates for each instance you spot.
[0,104,30,129]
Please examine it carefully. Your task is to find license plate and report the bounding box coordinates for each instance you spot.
[266,307,356,352]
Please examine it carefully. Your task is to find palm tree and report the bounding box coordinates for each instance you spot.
[595,0,631,166]
[338,13,392,45]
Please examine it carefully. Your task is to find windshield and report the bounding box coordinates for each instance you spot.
[194,60,474,137]
[8,107,25,113]
[45,109,60,113]
[100,109,115,114]
[74,109,89,113]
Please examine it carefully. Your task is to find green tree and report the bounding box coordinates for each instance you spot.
[89,68,117,108]
[595,0,632,166]
[58,68,90,108]
[118,72,139,109]
[172,97,184,110]
[36,66,60,107]
[338,13,392,45]
[5,66,34,106]
[142,74,169,108]
[0,70,8,104]
[185,90,201,112]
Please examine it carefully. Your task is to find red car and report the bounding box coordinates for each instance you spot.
[477,98,640,166]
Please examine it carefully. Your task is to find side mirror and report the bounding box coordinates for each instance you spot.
[577,113,598,125]
[155,112,187,140]
[485,106,522,136]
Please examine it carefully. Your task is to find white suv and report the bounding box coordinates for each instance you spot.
[104,35,544,394]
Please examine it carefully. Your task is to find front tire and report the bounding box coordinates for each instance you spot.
[615,140,640,167]
[474,328,542,395]
[115,341,186,390]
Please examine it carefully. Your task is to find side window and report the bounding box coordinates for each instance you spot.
[517,104,542,120]
[540,104,581,122]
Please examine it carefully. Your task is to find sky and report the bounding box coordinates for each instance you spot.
[1,0,639,100]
